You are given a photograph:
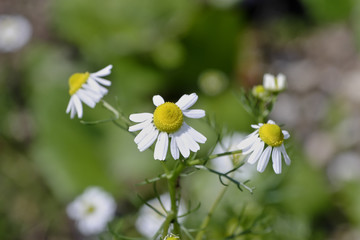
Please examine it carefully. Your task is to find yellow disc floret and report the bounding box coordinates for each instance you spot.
[153,102,183,133]
[68,72,90,95]
[85,204,96,215]
[259,123,284,147]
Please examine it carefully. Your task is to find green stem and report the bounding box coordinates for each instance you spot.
[187,150,242,166]
[195,185,228,240]
[162,162,185,238]
[101,99,132,126]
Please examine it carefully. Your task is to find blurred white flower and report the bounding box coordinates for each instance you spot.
[67,186,116,236]
[0,14,32,52]
[237,120,291,174]
[129,93,207,160]
[198,69,228,96]
[66,65,112,119]
[211,132,255,181]
[136,193,187,238]
[263,73,286,92]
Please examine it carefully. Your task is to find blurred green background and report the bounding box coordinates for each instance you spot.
[1,0,360,239]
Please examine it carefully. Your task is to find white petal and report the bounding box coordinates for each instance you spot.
[181,131,200,152]
[129,120,151,132]
[263,74,275,89]
[184,123,206,143]
[134,123,154,144]
[138,128,159,152]
[241,144,255,155]
[87,78,108,95]
[129,113,153,123]
[93,76,111,86]
[282,130,290,139]
[237,131,258,150]
[247,140,264,164]
[91,65,113,77]
[66,97,73,114]
[77,89,96,108]
[73,95,83,119]
[251,124,260,129]
[170,136,179,159]
[175,135,190,158]
[280,144,291,165]
[242,136,260,155]
[267,119,276,124]
[277,73,286,89]
[183,109,205,119]
[272,147,282,174]
[153,95,165,107]
[70,104,76,119]
[257,146,272,172]
[176,93,198,110]
[154,132,169,160]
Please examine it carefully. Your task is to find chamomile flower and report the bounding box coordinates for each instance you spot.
[129,93,207,160]
[66,186,116,236]
[135,193,186,238]
[263,73,286,92]
[237,120,291,174]
[66,65,112,119]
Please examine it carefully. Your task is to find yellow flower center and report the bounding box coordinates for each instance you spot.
[259,123,284,147]
[68,72,90,95]
[153,102,183,133]
[253,85,265,94]
[85,204,96,215]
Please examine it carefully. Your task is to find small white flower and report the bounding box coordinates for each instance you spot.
[66,186,116,236]
[237,120,291,174]
[263,73,286,92]
[136,193,186,238]
[66,65,112,119]
[211,132,255,181]
[0,14,32,52]
[129,93,207,160]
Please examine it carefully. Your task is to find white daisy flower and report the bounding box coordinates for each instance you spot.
[66,65,112,119]
[0,14,32,52]
[129,93,207,160]
[66,186,116,236]
[263,73,286,92]
[237,120,291,174]
[135,193,186,238]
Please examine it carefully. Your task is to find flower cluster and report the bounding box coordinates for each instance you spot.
[65,66,293,238]
[252,73,286,99]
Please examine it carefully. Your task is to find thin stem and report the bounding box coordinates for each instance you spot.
[187,150,242,166]
[195,185,228,240]
[101,99,119,118]
[162,162,185,238]
[101,99,132,126]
